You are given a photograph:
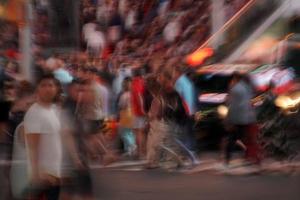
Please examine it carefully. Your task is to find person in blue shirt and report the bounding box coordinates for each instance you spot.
[173,65,200,165]
[173,66,197,116]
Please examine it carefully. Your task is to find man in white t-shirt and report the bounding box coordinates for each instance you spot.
[24,74,62,199]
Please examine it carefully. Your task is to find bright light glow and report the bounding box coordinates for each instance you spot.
[275,96,293,109]
[275,94,300,110]
[0,6,4,17]
[186,48,214,67]
[217,105,228,118]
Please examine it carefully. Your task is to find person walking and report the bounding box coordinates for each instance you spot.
[172,65,199,165]
[131,67,147,158]
[117,77,137,157]
[61,79,95,200]
[23,74,63,200]
[225,72,261,166]
[146,74,184,169]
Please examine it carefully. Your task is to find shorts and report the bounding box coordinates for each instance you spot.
[133,116,146,129]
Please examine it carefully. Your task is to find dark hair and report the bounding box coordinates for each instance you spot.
[87,67,98,74]
[242,74,257,94]
[163,70,173,81]
[7,61,19,73]
[231,72,257,93]
[231,71,243,82]
[146,76,161,95]
[36,73,59,85]
[124,76,132,82]
[122,77,132,91]
[174,64,188,74]
[36,73,62,102]
[133,67,145,77]
[67,78,84,88]
[17,80,34,98]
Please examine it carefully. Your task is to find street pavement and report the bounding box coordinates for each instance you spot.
[1,154,300,200]
[93,167,300,200]
[89,154,300,200]
[91,152,300,176]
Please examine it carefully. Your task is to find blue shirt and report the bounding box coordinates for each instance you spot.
[227,81,256,125]
[175,74,197,115]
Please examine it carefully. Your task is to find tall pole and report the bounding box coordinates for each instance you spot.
[211,0,225,49]
[19,0,33,82]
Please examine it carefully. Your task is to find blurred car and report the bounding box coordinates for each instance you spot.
[279,34,300,77]
[190,63,296,150]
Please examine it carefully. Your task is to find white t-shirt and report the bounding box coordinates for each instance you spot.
[24,103,62,178]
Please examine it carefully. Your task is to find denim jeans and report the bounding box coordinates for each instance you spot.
[118,127,136,153]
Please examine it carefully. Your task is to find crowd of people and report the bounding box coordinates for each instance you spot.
[0,0,257,199]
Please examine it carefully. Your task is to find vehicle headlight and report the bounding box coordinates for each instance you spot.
[275,96,295,109]
[217,105,228,118]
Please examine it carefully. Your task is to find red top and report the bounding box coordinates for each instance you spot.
[5,49,19,60]
[131,77,145,116]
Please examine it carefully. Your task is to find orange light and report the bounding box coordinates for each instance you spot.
[186,48,214,67]
[0,5,4,18]
[1,0,25,26]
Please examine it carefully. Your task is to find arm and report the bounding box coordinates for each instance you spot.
[148,98,161,120]
[138,93,146,115]
[63,129,83,168]
[25,133,41,178]
[61,110,83,168]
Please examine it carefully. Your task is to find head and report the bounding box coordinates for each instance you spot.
[6,61,19,74]
[132,67,143,77]
[17,80,34,98]
[67,79,83,102]
[158,70,174,91]
[36,74,61,104]
[35,56,46,66]
[3,81,17,101]
[77,80,94,104]
[122,77,132,91]
[230,72,243,87]
[146,75,161,97]
[86,67,98,80]
[77,67,96,81]
[75,66,86,80]
[268,81,276,91]
[172,63,187,80]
